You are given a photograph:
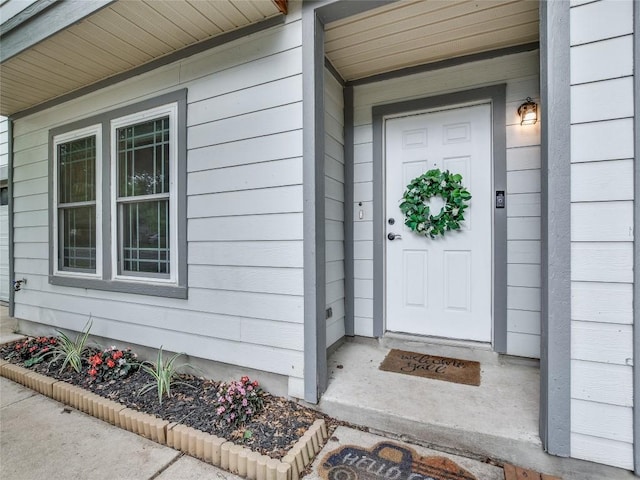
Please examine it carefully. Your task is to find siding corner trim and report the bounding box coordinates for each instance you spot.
[539,0,571,458]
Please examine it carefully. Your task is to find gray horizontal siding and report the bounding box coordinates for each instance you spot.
[568,0,634,469]
[325,68,345,348]
[10,7,307,397]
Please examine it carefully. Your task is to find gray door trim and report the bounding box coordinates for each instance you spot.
[344,85,355,337]
[633,0,640,473]
[371,85,507,350]
[539,0,571,457]
[7,119,14,317]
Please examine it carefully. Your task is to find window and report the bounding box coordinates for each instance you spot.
[111,104,178,282]
[49,90,186,298]
[53,125,102,276]
[0,187,8,206]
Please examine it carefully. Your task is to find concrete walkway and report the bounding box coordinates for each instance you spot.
[0,303,23,345]
[0,305,243,479]
[0,377,243,480]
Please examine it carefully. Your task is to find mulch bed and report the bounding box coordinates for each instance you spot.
[0,340,347,460]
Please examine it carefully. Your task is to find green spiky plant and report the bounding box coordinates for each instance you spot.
[138,346,195,405]
[47,319,93,373]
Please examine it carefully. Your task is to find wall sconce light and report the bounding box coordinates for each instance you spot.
[518,97,538,125]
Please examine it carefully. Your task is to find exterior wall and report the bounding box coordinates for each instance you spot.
[569,0,634,469]
[11,5,306,398]
[0,116,8,303]
[351,50,542,358]
[0,0,39,25]
[324,68,345,348]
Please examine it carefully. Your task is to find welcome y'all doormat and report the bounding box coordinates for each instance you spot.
[379,349,481,386]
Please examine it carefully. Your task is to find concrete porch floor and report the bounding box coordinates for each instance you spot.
[317,338,632,480]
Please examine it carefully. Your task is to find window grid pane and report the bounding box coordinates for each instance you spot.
[59,206,96,270]
[121,200,169,274]
[58,136,96,204]
[117,117,169,198]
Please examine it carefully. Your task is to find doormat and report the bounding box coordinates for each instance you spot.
[379,349,480,386]
[319,441,477,480]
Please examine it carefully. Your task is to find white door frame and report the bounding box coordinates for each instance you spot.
[371,85,508,352]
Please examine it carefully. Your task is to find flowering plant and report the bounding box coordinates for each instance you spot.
[9,336,57,366]
[88,346,138,382]
[214,376,264,428]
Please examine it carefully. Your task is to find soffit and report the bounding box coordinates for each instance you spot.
[0,0,285,117]
[325,0,540,81]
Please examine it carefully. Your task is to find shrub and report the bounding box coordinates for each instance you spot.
[138,346,194,405]
[47,320,93,373]
[88,346,138,382]
[8,336,57,367]
[214,376,264,428]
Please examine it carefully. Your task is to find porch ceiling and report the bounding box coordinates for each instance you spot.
[325,0,540,81]
[0,0,286,117]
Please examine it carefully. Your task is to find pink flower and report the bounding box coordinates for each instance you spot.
[216,406,226,415]
[242,398,248,407]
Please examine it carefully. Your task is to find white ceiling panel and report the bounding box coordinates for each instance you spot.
[0,0,285,116]
[325,0,540,81]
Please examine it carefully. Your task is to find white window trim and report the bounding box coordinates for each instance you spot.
[52,124,102,278]
[109,103,179,285]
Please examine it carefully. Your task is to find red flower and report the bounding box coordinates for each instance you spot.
[89,354,102,366]
[106,359,115,368]
[88,368,97,377]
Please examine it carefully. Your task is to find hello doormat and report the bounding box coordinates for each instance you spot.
[319,441,477,480]
[379,349,481,386]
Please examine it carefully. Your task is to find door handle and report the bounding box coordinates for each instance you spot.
[387,232,402,240]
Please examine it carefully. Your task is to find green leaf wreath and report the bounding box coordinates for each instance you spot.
[399,169,471,239]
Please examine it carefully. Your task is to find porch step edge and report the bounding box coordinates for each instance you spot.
[316,399,633,480]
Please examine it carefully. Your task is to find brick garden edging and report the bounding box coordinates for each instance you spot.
[0,359,326,480]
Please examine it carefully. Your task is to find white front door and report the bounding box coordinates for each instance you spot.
[385,104,492,342]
